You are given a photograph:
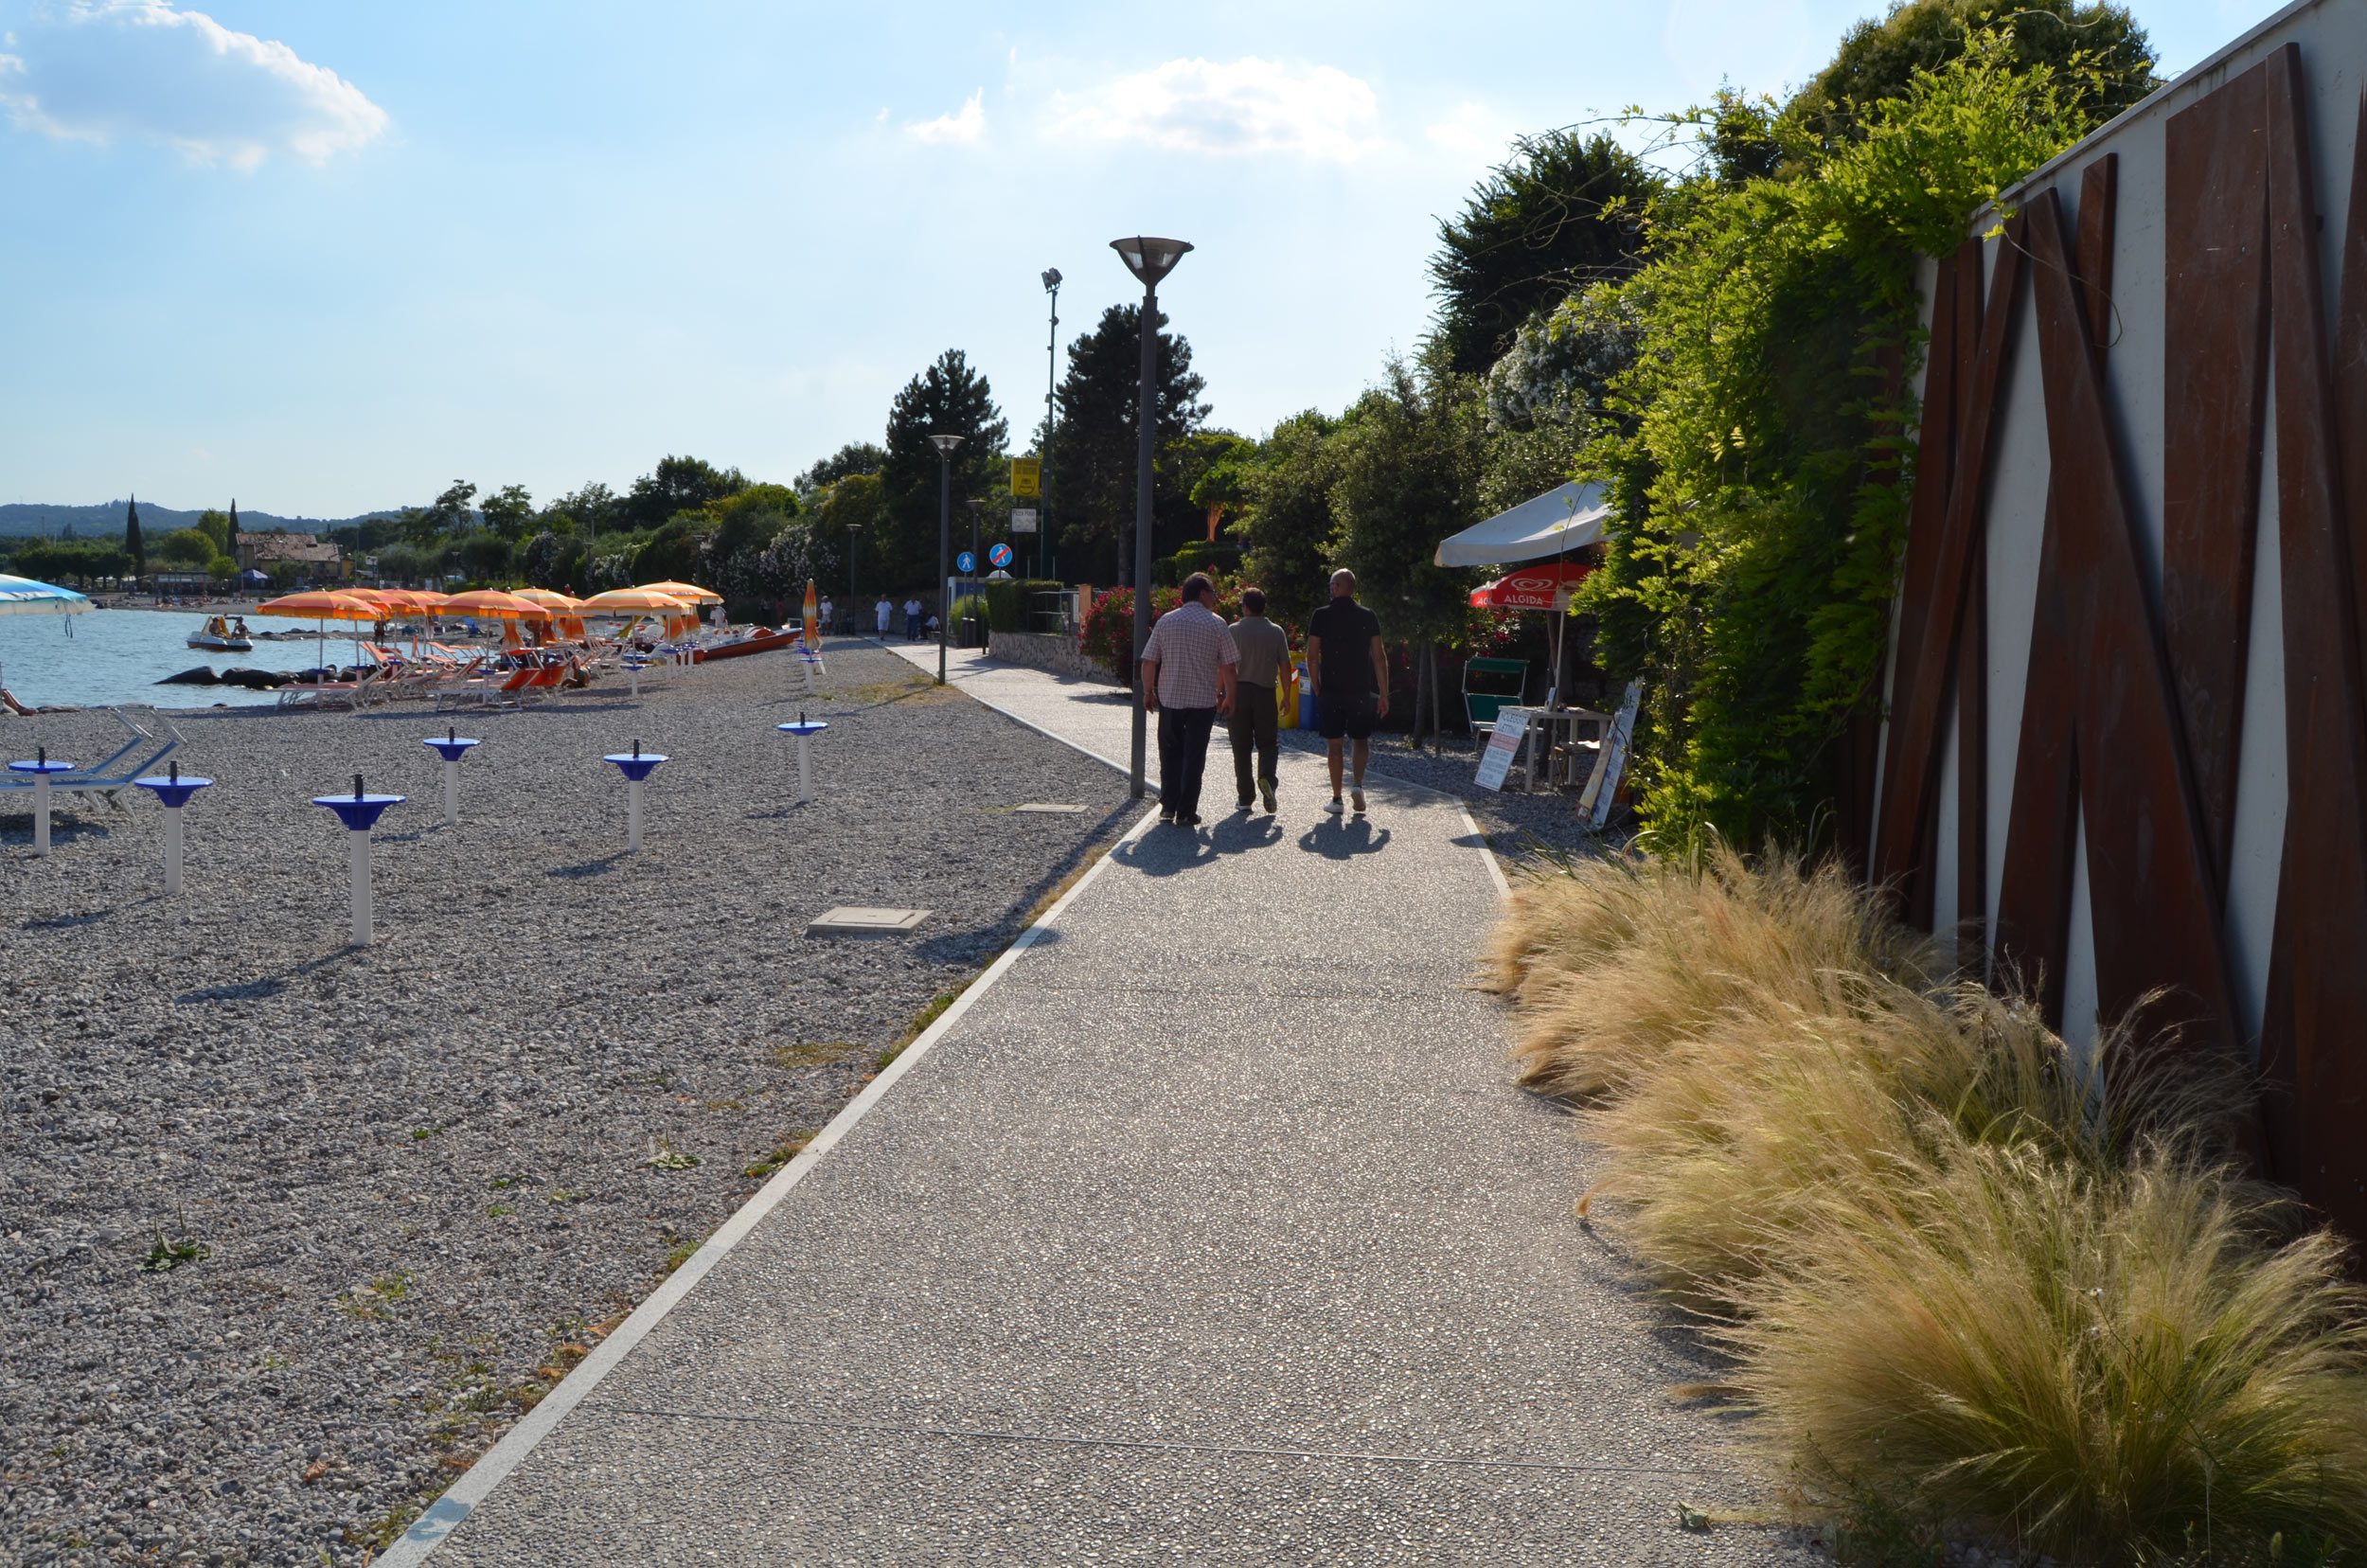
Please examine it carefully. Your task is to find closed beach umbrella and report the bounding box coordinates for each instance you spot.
[0,575,95,618]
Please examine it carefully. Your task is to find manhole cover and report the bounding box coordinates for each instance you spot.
[808,906,931,935]
[1013,803,1088,814]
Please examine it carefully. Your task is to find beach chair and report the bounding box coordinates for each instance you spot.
[0,707,183,810]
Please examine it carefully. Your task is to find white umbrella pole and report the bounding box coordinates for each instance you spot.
[349,828,373,947]
[164,807,185,897]
[798,733,813,805]
[443,758,460,827]
[32,773,49,856]
[627,777,645,852]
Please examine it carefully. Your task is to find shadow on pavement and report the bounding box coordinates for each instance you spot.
[1297,818,1393,859]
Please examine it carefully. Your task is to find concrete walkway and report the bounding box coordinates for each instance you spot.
[404,644,1814,1565]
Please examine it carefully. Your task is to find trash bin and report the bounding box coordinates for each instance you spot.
[1297,675,1321,732]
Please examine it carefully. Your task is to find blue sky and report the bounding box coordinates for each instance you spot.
[0,0,2282,518]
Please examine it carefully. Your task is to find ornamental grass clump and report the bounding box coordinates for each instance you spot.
[1485,843,1947,1099]
[1492,846,2367,1560]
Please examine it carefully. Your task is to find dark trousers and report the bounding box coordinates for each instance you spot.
[1157,705,1218,817]
[905,614,920,640]
[1229,683,1279,801]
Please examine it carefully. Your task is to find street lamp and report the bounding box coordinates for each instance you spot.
[1110,235,1192,799]
[1041,267,1061,583]
[930,433,963,685]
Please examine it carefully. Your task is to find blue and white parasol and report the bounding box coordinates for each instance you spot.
[0,574,96,617]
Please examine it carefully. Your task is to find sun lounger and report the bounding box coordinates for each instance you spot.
[0,708,182,808]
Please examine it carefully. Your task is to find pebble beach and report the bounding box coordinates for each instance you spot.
[0,640,1135,1564]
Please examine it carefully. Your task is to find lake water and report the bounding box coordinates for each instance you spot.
[0,609,359,709]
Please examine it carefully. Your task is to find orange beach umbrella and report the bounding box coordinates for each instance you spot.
[634,579,721,606]
[438,589,554,622]
[578,587,690,615]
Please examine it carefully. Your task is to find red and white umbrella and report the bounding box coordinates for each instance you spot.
[1469,560,1593,612]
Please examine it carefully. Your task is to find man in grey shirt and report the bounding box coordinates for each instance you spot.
[1227,588,1290,813]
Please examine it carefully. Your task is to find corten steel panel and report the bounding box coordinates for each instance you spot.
[1993,164,2111,1028]
[2162,63,2272,895]
[1874,229,2026,915]
[1993,502,2080,1025]
[1955,235,1995,936]
[2257,45,2367,1235]
[1877,245,1967,917]
[2024,187,2241,1060]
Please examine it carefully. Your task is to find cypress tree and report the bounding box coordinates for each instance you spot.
[124,495,146,578]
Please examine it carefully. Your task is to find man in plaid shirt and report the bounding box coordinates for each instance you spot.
[1138,573,1238,827]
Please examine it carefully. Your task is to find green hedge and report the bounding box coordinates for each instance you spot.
[985,579,1063,633]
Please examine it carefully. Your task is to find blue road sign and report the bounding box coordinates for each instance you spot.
[956,551,977,574]
[988,543,1013,569]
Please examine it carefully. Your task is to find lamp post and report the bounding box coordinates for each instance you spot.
[1110,236,1192,799]
[1041,268,1061,583]
[930,434,963,685]
[845,525,860,627]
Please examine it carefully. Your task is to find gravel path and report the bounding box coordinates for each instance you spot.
[0,641,1133,1566]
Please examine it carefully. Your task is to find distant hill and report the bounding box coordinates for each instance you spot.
[0,501,405,539]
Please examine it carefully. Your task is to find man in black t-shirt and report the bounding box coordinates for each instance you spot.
[1305,569,1389,815]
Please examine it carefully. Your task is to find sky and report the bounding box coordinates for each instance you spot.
[0,0,2287,518]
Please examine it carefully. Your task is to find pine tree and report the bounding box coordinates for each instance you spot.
[1048,305,1208,584]
[880,350,1007,590]
[124,496,146,578]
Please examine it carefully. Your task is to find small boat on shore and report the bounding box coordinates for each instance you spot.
[187,615,254,652]
[690,627,796,663]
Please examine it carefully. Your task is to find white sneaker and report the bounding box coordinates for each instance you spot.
[1351,789,1366,814]
[1325,796,1344,814]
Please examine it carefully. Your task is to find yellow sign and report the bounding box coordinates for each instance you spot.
[1010,457,1041,498]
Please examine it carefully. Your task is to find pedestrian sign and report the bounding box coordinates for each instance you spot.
[988,543,1013,569]
[957,551,977,574]
[1010,457,1041,498]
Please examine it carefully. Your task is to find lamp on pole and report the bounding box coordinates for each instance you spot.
[1110,235,1192,799]
[1041,267,1061,584]
[930,434,963,685]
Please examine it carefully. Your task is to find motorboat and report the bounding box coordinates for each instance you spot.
[187,615,254,652]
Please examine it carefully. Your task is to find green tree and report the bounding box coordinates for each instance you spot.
[154,528,219,568]
[1046,306,1207,584]
[1427,130,1661,376]
[124,497,146,578]
[479,483,535,540]
[623,455,747,533]
[194,508,233,556]
[1235,412,1344,630]
[546,481,624,536]
[427,480,479,534]
[1329,359,1484,650]
[1789,0,2156,151]
[796,442,886,497]
[453,531,513,582]
[811,472,889,598]
[881,349,1007,589]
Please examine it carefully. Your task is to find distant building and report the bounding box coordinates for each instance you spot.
[235,530,348,580]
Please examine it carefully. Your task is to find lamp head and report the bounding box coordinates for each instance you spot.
[1111,237,1192,289]
[1041,267,1061,292]
[929,434,965,458]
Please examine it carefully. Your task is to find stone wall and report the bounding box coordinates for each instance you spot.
[987,629,1118,684]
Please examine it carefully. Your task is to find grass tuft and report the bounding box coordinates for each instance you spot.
[1490,844,2367,1560]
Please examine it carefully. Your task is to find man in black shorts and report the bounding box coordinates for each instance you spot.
[1305,568,1388,814]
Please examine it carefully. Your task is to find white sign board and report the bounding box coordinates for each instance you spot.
[1010,508,1039,534]
[1577,680,1644,827]
[1474,707,1531,793]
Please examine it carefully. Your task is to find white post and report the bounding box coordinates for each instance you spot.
[630,666,641,699]
[349,828,373,947]
[797,733,813,805]
[801,658,817,696]
[442,757,460,827]
[628,776,645,852]
[31,773,49,856]
[164,807,184,897]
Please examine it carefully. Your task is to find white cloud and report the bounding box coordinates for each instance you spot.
[906,88,985,145]
[1045,58,1378,161]
[1426,101,1514,158]
[0,0,386,170]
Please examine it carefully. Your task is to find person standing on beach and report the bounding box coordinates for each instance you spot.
[1138,573,1237,828]
[875,597,892,639]
[1306,568,1388,816]
[1226,587,1289,814]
